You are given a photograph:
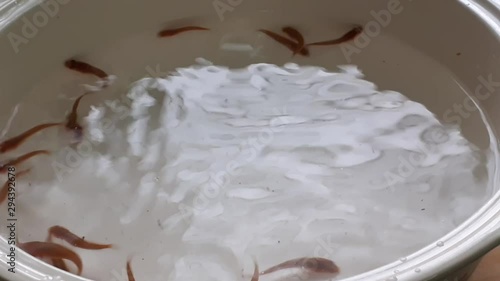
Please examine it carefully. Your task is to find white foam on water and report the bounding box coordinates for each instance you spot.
[2,61,492,281]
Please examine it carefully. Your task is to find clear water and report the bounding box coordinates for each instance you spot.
[0,59,493,281]
[0,13,496,280]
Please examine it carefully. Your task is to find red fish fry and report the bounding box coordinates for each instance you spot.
[158,26,209,37]
[259,29,309,56]
[307,26,363,46]
[260,257,339,276]
[19,241,83,275]
[45,232,69,273]
[0,169,31,204]
[0,150,50,174]
[64,59,109,79]
[48,225,113,250]
[51,258,69,272]
[282,26,307,56]
[65,91,94,138]
[0,123,62,154]
[251,258,259,281]
[127,259,136,281]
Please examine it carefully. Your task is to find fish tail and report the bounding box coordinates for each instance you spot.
[251,256,260,281]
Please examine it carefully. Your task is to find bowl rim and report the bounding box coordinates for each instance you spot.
[346,1,500,279]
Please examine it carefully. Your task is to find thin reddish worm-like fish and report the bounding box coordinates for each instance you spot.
[260,257,339,276]
[282,26,307,56]
[258,29,309,56]
[0,150,50,174]
[307,26,363,46]
[65,59,108,79]
[251,258,259,281]
[127,259,136,281]
[0,123,62,154]
[158,26,209,37]
[47,225,112,273]
[0,169,31,204]
[51,258,69,272]
[47,225,113,250]
[65,91,95,139]
[18,241,83,275]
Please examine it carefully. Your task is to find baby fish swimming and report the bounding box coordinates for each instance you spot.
[0,169,30,204]
[259,29,309,56]
[51,258,69,272]
[127,259,136,281]
[47,225,113,250]
[65,92,95,141]
[0,150,50,174]
[251,258,260,281]
[260,257,340,278]
[307,26,363,47]
[19,241,83,275]
[0,123,61,154]
[65,59,109,79]
[282,26,307,56]
[47,225,112,274]
[158,26,209,37]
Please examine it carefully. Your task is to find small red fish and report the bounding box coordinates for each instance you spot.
[307,26,363,46]
[65,92,94,140]
[19,241,83,275]
[259,29,310,57]
[45,231,68,273]
[0,150,50,174]
[251,258,259,281]
[0,169,31,204]
[0,123,62,154]
[158,26,209,37]
[282,26,307,56]
[127,259,136,281]
[65,59,108,79]
[51,258,69,272]
[47,225,113,250]
[260,257,339,277]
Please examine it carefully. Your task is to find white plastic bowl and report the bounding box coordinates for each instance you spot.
[0,0,499,280]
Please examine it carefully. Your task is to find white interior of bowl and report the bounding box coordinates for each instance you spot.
[0,0,499,281]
